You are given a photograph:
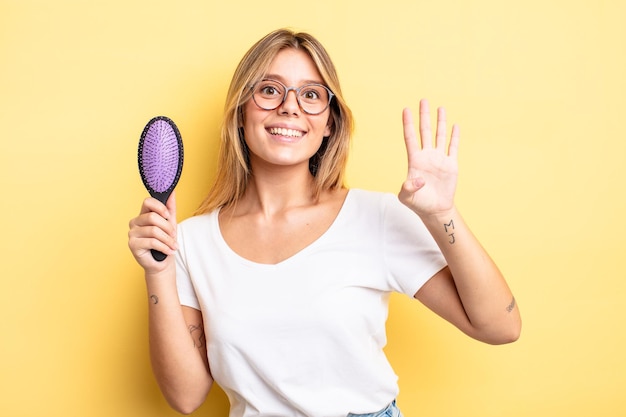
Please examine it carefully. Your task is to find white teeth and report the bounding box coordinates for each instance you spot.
[270,127,303,138]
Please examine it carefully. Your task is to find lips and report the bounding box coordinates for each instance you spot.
[268,127,305,138]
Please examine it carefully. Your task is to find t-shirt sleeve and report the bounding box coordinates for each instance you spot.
[175,224,201,310]
[382,193,448,297]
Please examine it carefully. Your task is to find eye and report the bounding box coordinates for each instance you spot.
[257,81,283,97]
[300,86,323,101]
[260,86,278,96]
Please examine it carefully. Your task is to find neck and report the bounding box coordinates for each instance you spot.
[241,164,317,217]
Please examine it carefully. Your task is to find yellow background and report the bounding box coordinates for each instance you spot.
[2,0,625,416]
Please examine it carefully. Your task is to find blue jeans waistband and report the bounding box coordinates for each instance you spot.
[347,400,403,417]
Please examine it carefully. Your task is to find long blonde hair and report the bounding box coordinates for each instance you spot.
[195,29,354,215]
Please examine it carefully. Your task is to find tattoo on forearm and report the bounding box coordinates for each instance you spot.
[150,294,159,304]
[189,324,206,349]
[506,297,516,313]
[444,219,456,244]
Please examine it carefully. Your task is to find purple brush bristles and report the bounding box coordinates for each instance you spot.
[142,120,180,193]
[138,116,183,204]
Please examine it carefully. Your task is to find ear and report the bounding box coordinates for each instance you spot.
[324,115,334,137]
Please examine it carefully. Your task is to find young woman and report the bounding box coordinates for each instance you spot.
[128,28,521,417]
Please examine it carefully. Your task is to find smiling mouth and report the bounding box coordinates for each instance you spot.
[269,127,304,138]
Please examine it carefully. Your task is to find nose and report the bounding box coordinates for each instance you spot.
[279,88,301,115]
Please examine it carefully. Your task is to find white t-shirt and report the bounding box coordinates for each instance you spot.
[176,189,447,417]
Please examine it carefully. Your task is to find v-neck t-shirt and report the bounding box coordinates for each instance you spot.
[175,189,447,417]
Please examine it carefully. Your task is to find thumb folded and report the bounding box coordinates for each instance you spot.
[403,177,425,193]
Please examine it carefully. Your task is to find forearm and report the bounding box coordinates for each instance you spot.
[420,207,521,342]
[145,268,213,413]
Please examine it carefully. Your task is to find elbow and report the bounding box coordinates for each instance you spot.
[485,319,522,345]
[161,381,212,415]
[166,396,205,415]
[470,314,522,345]
[174,405,199,416]
[490,327,521,345]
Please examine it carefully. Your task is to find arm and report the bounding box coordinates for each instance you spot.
[128,193,213,413]
[399,100,521,344]
[414,212,520,344]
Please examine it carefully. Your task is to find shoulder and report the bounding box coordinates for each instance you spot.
[345,188,404,215]
[335,189,408,234]
[179,211,214,226]
[176,212,220,262]
[178,211,216,237]
[345,189,431,238]
[346,188,395,206]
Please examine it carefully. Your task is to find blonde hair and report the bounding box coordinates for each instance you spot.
[195,28,354,215]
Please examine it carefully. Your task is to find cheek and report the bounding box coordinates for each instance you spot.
[241,99,262,126]
[241,109,266,139]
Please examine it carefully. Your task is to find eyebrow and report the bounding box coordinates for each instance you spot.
[263,74,325,86]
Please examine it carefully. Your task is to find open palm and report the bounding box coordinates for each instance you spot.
[398,99,460,217]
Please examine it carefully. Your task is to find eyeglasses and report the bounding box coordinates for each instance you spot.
[251,79,334,115]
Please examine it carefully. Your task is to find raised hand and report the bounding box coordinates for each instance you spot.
[398,99,460,217]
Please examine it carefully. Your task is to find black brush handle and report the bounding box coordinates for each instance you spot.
[150,191,173,262]
[151,249,167,262]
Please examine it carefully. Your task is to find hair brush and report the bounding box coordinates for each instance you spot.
[138,116,184,261]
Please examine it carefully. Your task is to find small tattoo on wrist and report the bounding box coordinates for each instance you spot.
[150,294,159,304]
[444,219,455,244]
